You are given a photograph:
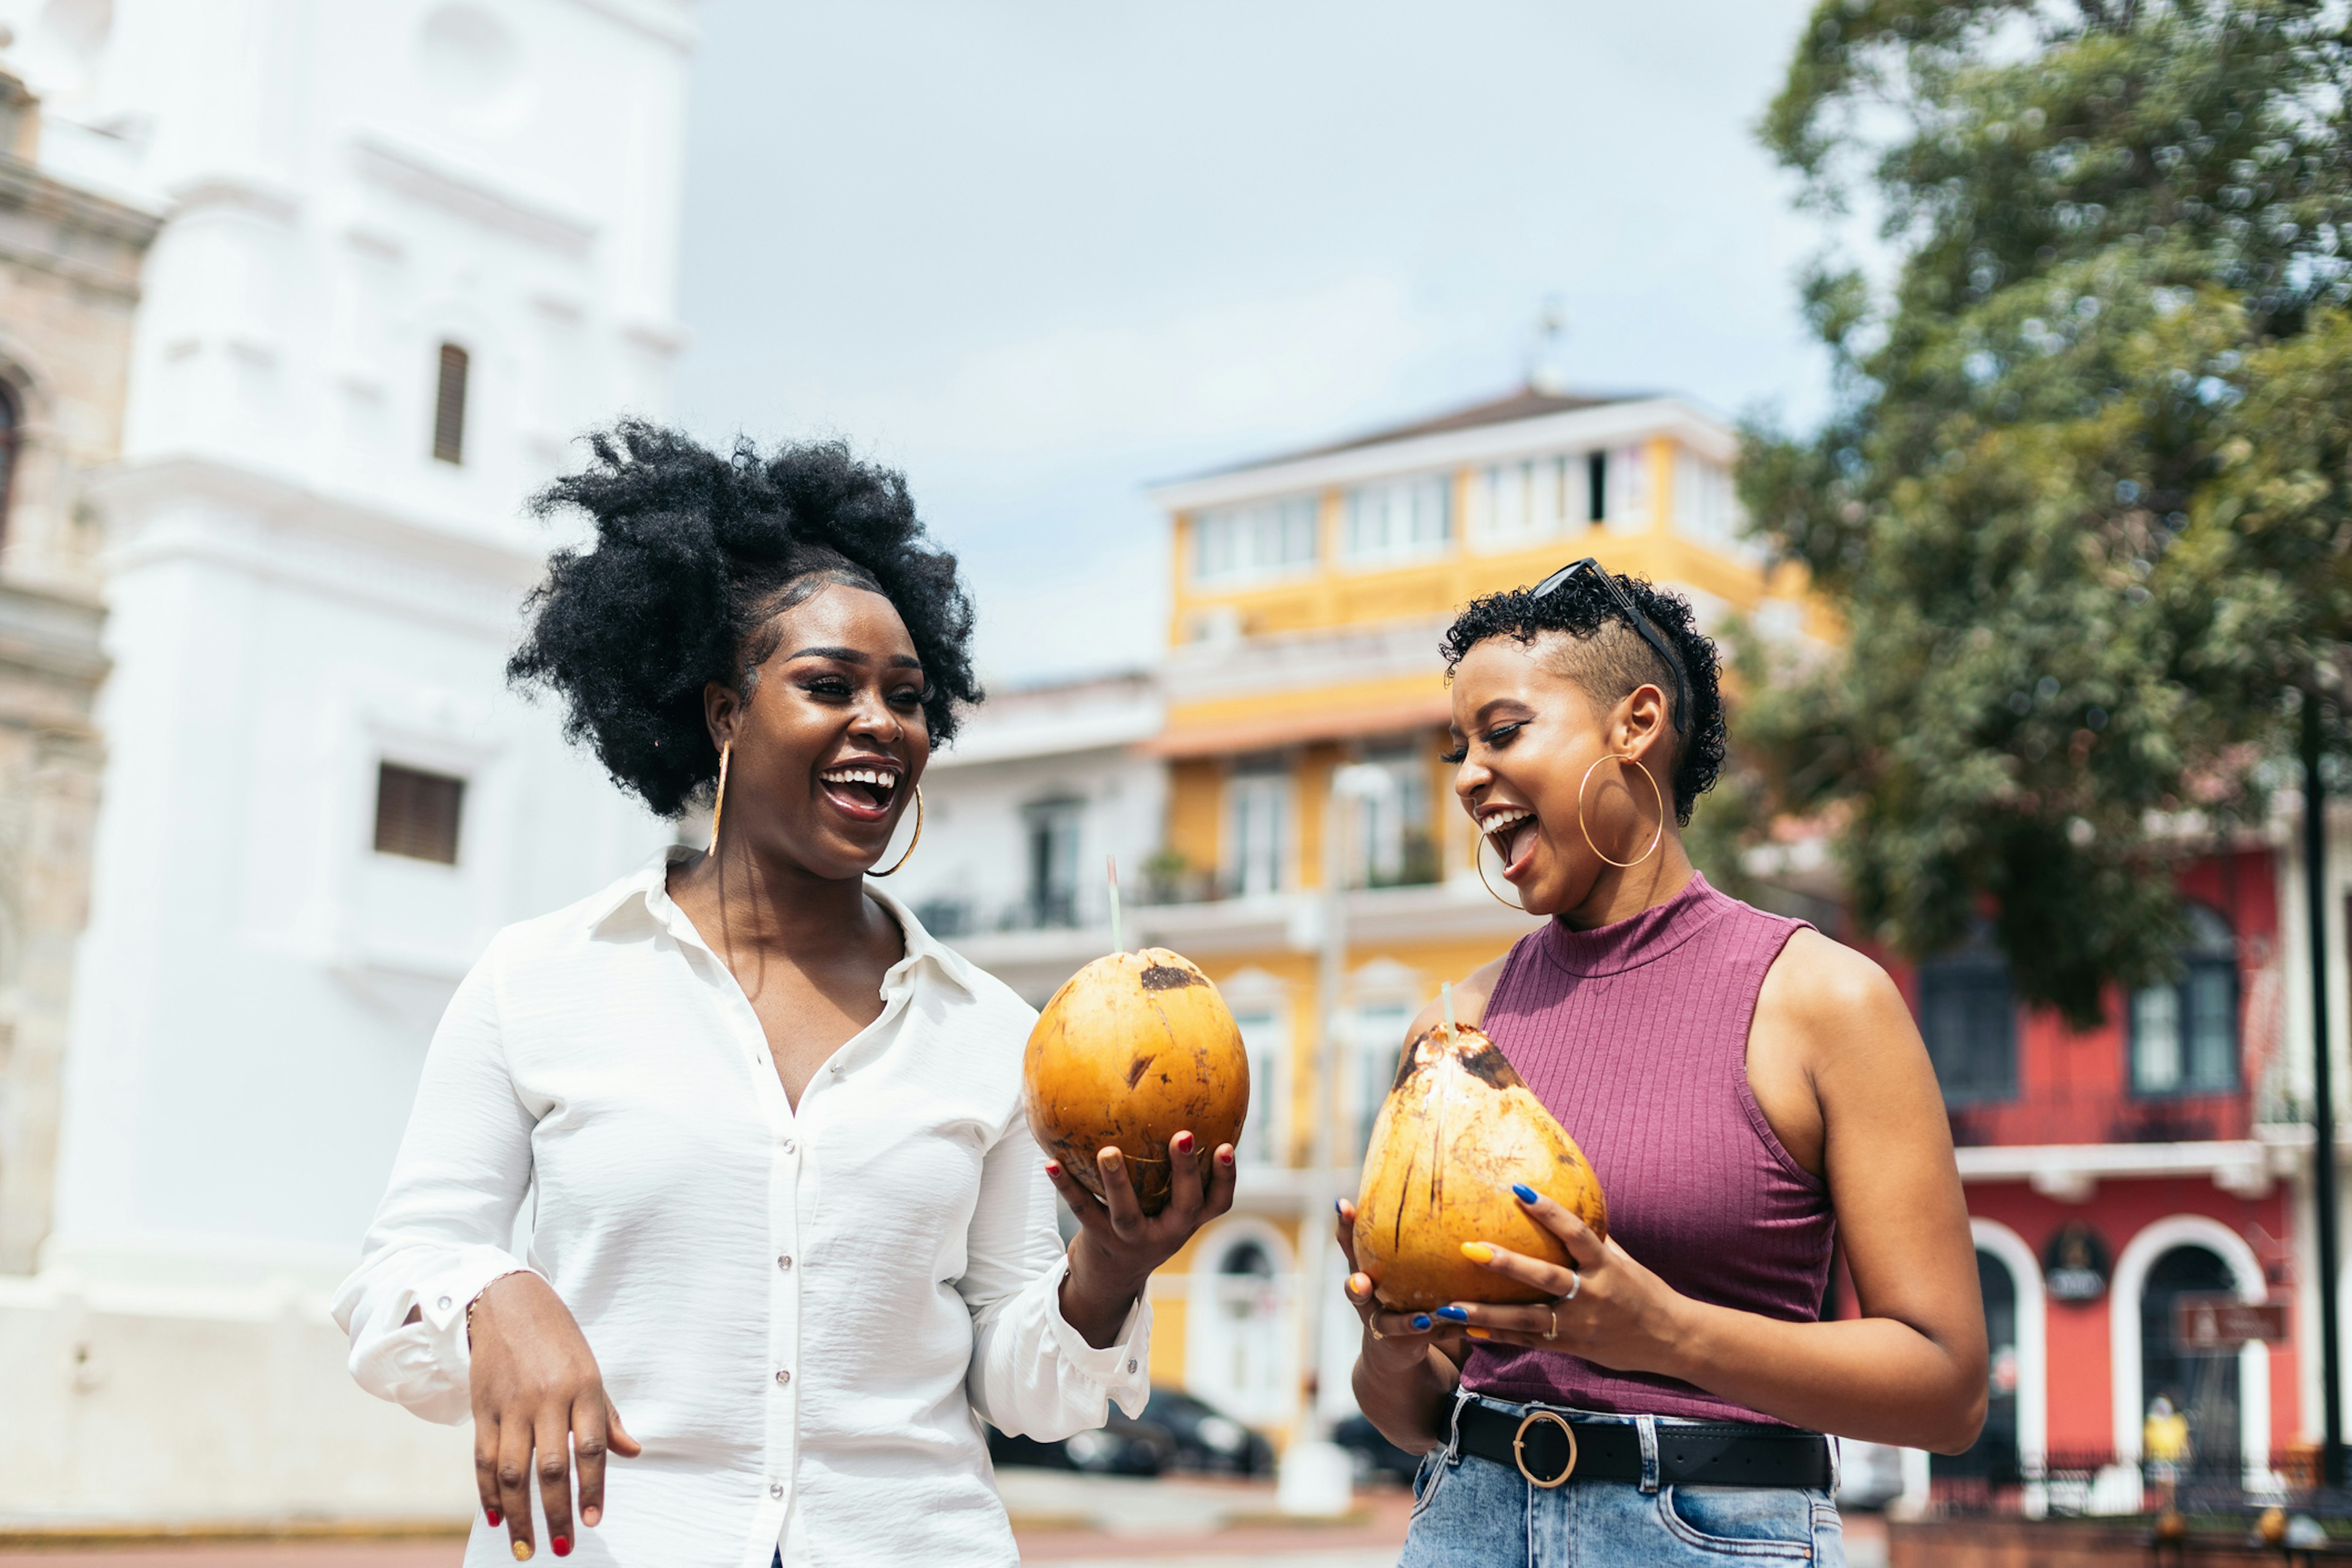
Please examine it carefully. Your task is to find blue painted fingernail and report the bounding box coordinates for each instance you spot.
[1512,1183,1539,1204]
[1411,1314,1432,1331]
[1434,1305,1470,1322]
[1334,1199,1345,1215]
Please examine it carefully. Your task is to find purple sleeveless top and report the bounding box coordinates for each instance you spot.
[1462,872,1832,1425]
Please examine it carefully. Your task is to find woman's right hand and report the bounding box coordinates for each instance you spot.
[1335,1200,1470,1399]
[467,1272,641,1560]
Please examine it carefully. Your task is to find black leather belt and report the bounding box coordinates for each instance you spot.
[1455,1401,1833,1490]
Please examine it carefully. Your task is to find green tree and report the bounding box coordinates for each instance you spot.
[1738,0,2352,1024]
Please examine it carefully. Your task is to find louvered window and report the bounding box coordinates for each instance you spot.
[374,762,464,864]
[432,342,469,464]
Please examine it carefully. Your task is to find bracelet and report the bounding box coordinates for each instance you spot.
[464,1270,530,1349]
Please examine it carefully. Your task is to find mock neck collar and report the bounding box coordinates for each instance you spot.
[1540,870,1730,977]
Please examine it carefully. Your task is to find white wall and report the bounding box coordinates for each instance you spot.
[37,0,693,1298]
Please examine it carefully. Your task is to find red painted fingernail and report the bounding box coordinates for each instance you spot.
[1219,1147,1235,1166]
[485,1508,502,1527]
[1172,1131,1194,1153]
[552,1537,572,1558]
[1044,1160,1061,1176]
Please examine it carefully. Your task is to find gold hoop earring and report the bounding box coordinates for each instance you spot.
[869,784,923,877]
[706,741,732,855]
[1476,833,1527,911]
[1577,752,1664,870]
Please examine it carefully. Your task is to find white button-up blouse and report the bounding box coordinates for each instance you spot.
[331,850,1149,1568]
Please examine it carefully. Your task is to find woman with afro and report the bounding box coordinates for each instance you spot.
[333,423,1235,1567]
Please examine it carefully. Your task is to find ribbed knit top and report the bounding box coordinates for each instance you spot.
[1461,872,1832,1425]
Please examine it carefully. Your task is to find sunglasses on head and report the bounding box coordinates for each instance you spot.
[1528,557,1691,739]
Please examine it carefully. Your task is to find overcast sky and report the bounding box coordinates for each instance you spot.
[671,0,1833,685]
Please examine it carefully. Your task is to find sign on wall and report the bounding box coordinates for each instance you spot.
[2173,1294,2290,1353]
[2043,1221,2111,1302]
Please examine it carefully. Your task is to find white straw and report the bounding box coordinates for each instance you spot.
[1107,856,1123,956]
[1441,979,1456,1039]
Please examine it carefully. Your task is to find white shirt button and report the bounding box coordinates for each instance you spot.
[777,1255,794,1272]
[782,1138,797,1155]
[1126,1359,1139,1374]
[437,1296,452,1312]
[769,1482,784,1499]
[775,1368,792,1385]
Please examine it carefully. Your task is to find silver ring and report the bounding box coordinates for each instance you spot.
[1559,1269,1581,1303]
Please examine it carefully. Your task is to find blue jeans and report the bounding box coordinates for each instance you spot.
[1400,1393,1846,1566]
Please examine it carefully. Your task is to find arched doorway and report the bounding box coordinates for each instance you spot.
[1934,1249,2022,1485]
[2139,1245,2241,1486]
[1184,1223,1296,1427]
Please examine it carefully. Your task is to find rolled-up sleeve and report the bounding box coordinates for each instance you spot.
[956,1104,1150,1439]
[330,937,537,1425]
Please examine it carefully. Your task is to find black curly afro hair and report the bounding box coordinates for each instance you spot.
[1438,569,1725,826]
[508,420,981,819]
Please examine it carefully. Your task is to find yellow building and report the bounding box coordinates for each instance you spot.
[921,385,1821,1450]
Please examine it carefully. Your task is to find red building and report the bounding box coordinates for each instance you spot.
[1879,846,2307,1502]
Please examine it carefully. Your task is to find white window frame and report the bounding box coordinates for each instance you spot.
[1602,444,1650,533]
[1672,449,1752,556]
[1218,968,1292,1169]
[1352,744,1431,886]
[1341,473,1453,567]
[1468,454,1571,553]
[1190,494,1319,586]
[1348,959,1426,1164]
[1227,769,1289,898]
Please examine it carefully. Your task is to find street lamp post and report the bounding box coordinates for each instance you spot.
[1278,761,1395,1517]
[2304,695,2344,1488]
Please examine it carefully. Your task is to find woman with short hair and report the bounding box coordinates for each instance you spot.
[1339,560,1985,1566]
[334,423,1234,1567]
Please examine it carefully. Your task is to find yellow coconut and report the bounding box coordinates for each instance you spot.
[1353,1022,1607,1311]
[1023,948,1250,1216]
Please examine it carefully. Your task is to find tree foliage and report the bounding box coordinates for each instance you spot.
[1739,0,2352,1024]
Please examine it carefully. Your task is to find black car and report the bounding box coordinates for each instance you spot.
[987,1407,1176,1476]
[1142,1387,1276,1476]
[1334,1413,1421,1487]
[985,1385,1272,1477]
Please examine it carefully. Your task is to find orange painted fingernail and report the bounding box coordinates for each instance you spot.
[1461,1242,1496,1264]
[581,1507,599,1528]
[1466,1327,1492,1340]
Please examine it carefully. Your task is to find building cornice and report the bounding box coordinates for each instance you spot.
[1954,1135,2300,1201]
[84,454,545,638]
[350,131,599,258]
[0,153,166,245]
[1148,398,1735,513]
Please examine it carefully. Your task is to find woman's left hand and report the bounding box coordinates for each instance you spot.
[1047,1131,1238,1348]
[1434,1185,1688,1376]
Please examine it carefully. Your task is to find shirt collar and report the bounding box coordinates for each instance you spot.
[584,845,979,999]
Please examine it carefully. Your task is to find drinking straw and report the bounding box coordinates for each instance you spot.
[1107,856,1123,956]
[1441,979,1456,1039]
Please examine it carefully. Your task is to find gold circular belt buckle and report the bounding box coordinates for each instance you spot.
[1513,1410,1578,1489]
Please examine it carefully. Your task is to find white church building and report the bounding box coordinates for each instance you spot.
[0,0,694,1526]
